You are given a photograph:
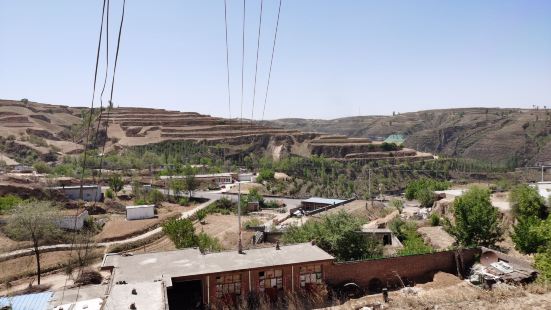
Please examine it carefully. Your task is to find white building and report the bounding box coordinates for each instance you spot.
[57,210,89,230]
[126,205,155,221]
[51,185,102,202]
[238,173,257,182]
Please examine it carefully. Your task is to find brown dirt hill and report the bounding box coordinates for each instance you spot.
[0,99,430,162]
[268,108,551,166]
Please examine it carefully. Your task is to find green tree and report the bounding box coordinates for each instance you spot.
[511,216,547,254]
[170,179,184,198]
[6,201,61,285]
[182,165,198,198]
[510,185,548,219]
[535,246,551,283]
[163,218,197,249]
[444,187,503,247]
[108,174,124,194]
[282,211,382,261]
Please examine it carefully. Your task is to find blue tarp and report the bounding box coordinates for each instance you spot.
[0,291,52,310]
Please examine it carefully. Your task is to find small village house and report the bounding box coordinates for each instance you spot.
[56,209,89,231]
[50,185,102,202]
[126,204,155,220]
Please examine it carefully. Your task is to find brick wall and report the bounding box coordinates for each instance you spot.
[325,248,480,291]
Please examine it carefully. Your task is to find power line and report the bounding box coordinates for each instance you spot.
[60,0,108,306]
[240,0,246,126]
[94,0,110,154]
[250,0,264,123]
[261,0,282,122]
[223,0,232,123]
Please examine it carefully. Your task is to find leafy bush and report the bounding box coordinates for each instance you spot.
[535,246,551,284]
[390,218,433,256]
[243,217,263,229]
[381,142,400,151]
[33,161,51,174]
[147,189,165,205]
[196,209,207,222]
[178,197,190,206]
[389,199,404,213]
[404,178,450,208]
[430,213,441,226]
[257,168,275,183]
[108,175,124,194]
[163,218,197,249]
[105,188,114,199]
[196,232,222,253]
[0,194,23,214]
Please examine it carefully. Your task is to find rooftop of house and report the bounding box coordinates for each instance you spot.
[50,185,100,190]
[126,204,155,210]
[0,291,53,310]
[160,173,234,180]
[302,197,347,205]
[102,243,334,284]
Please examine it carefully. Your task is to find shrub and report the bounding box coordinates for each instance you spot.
[196,232,222,253]
[147,189,165,205]
[0,194,23,214]
[257,168,275,183]
[243,217,263,229]
[163,218,197,249]
[33,161,51,174]
[430,213,441,226]
[178,197,190,206]
[105,188,114,199]
[389,199,404,213]
[74,268,103,285]
[196,209,207,222]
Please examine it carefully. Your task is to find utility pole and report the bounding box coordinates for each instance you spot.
[237,182,243,254]
[368,169,373,207]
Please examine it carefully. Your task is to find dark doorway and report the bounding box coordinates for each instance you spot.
[368,278,383,294]
[167,279,203,309]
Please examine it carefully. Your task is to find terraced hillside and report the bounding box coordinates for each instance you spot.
[269,108,551,166]
[0,99,430,163]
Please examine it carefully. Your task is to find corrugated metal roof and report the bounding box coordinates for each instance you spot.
[0,292,52,310]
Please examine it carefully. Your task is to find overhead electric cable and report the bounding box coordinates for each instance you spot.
[78,0,109,200]
[250,0,264,123]
[60,0,107,306]
[261,0,282,122]
[223,0,232,123]
[98,0,126,181]
[240,0,246,126]
[94,0,110,155]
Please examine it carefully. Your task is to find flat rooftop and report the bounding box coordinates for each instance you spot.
[102,243,333,284]
[126,204,155,209]
[302,197,347,205]
[50,185,100,190]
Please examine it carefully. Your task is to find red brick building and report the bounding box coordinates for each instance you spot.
[101,243,334,309]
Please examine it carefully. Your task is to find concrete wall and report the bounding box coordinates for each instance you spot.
[57,210,89,230]
[325,248,480,291]
[126,206,155,220]
[59,187,102,202]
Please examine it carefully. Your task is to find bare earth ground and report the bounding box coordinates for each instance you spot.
[93,205,189,242]
[0,232,30,253]
[0,249,103,284]
[417,226,455,250]
[329,272,551,310]
[195,214,257,250]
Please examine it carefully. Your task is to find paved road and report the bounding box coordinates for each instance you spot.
[0,199,214,261]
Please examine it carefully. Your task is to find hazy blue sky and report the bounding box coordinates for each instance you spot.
[1,1,550,119]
